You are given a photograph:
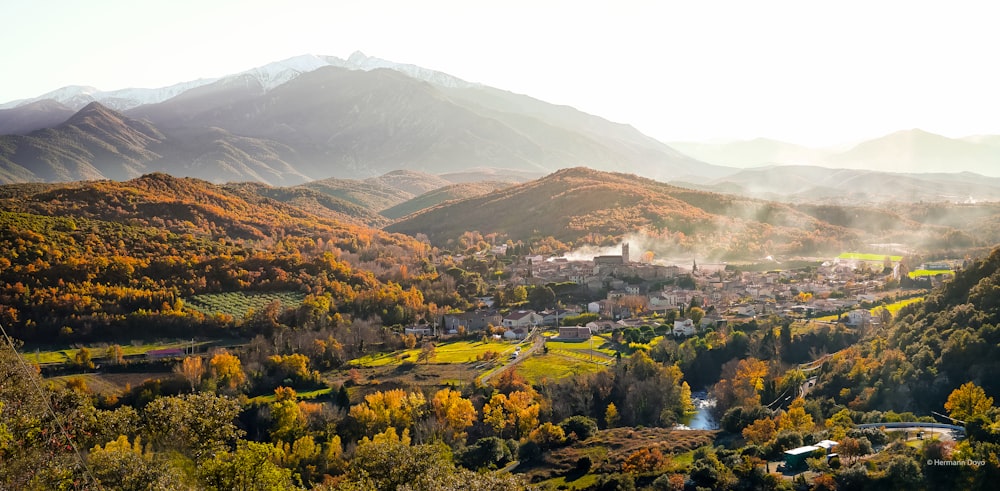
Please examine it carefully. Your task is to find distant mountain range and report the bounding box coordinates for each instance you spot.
[0,52,720,185]
[671,129,1000,177]
[3,51,998,197]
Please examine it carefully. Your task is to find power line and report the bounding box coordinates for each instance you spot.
[0,321,103,489]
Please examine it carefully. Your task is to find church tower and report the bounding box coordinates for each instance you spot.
[622,242,630,263]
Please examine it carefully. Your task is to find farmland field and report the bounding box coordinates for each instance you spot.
[838,252,903,262]
[907,269,954,279]
[186,291,306,318]
[350,339,518,367]
[23,340,214,365]
[516,353,607,384]
[545,338,618,357]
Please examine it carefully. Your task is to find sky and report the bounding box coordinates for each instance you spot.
[2,0,999,147]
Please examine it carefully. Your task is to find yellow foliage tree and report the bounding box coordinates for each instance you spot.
[431,388,476,443]
[742,417,777,445]
[776,398,814,433]
[209,350,246,391]
[349,389,426,437]
[945,382,994,422]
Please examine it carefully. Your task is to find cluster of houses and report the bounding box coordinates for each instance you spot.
[414,245,909,342]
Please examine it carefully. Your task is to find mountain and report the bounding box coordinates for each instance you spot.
[667,138,832,170]
[0,100,76,135]
[0,103,309,185]
[2,53,722,183]
[675,130,1000,181]
[380,181,510,220]
[299,170,453,212]
[674,165,1000,204]
[0,102,164,182]
[825,129,1000,175]
[386,167,860,259]
[222,181,389,227]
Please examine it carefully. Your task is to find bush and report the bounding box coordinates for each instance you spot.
[560,415,599,441]
[575,456,592,473]
[458,436,513,470]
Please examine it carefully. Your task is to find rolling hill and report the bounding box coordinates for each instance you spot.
[386,167,860,259]
[380,181,511,219]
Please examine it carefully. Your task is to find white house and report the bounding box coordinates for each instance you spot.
[673,318,696,337]
[586,320,617,333]
[404,326,433,336]
[502,310,544,329]
[846,309,873,327]
[587,301,602,314]
[503,327,529,340]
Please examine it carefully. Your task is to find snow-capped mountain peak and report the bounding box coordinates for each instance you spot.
[0,51,478,111]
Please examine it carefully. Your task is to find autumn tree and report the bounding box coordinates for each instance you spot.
[529,422,566,450]
[945,381,994,422]
[349,389,427,437]
[105,344,125,366]
[742,417,777,445]
[605,402,620,428]
[175,356,205,392]
[712,357,769,410]
[209,350,246,392]
[74,346,94,370]
[622,447,670,474]
[776,398,814,433]
[430,388,476,444]
[417,342,437,364]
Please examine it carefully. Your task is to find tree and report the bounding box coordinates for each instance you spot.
[688,306,705,326]
[605,402,620,428]
[742,417,777,445]
[349,389,427,437]
[74,346,94,370]
[105,344,125,366]
[142,393,244,461]
[209,350,246,392]
[431,388,476,443]
[528,285,556,310]
[88,435,182,491]
[776,398,814,433]
[837,437,865,465]
[945,381,994,422]
[175,356,205,392]
[559,415,599,441]
[198,441,298,491]
[417,342,437,364]
[528,422,566,449]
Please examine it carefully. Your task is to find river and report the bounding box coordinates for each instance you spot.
[678,391,719,430]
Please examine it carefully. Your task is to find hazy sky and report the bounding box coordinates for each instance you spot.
[3,0,999,146]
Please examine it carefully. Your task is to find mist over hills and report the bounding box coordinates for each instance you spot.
[672,129,1000,178]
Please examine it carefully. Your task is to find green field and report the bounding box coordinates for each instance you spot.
[248,387,333,405]
[907,269,954,279]
[882,297,924,315]
[23,340,213,365]
[186,291,305,318]
[545,338,618,357]
[350,339,519,367]
[838,252,903,262]
[516,353,607,384]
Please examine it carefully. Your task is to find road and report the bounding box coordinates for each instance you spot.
[478,327,545,385]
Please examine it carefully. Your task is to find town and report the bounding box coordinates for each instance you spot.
[417,243,953,342]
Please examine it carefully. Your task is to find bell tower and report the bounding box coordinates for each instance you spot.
[622,242,630,263]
